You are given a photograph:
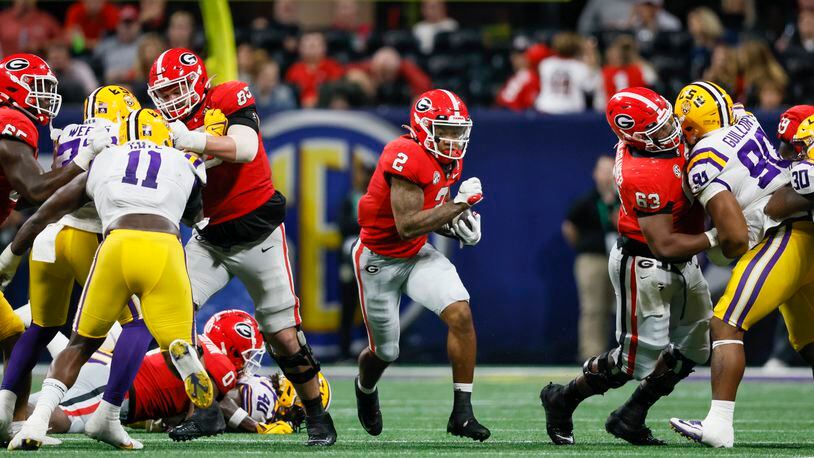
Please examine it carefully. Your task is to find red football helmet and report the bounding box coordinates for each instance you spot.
[777,105,814,160]
[204,310,265,376]
[409,89,472,162]
[147,48,208,121]
[606,87,681,153]
[0,54,61,125]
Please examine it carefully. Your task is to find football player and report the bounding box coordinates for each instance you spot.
[7,109,211,450]
[0,85,142,444]
[0,54,103,428]
[541,88,717,446]
[671,101,814,448]
[352,89,489,441]
[145,48,335,445]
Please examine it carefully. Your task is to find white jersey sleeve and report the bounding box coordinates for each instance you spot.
[86,141,207,232]
[53,122,104,233]
[237,375,277,423]
[791,160,814,196]
[686,141,731,206]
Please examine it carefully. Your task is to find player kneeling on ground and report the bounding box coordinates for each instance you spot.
[541,88,717,446]
[353,89,490,442]
[7,109,211,450]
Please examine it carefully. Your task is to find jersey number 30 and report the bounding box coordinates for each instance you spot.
[122,149,162,189]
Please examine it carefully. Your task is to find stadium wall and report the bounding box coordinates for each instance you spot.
[15,108,784,364]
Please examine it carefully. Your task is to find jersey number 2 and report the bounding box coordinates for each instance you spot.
[122,150,162,189]
[392,152,408,172]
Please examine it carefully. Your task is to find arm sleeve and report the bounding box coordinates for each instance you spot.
[686,145,730,205]
[226,106,260,133]
[381,147,424,186]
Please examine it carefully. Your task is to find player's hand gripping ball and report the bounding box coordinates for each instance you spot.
[204,109,228,137]
[453,210,482,247]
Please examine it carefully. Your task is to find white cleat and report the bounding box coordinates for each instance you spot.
[669,418,734,448]
[0,390,16,445]
[40,436,62,446]
[85,410,143,450]
[7,421,48,451]
[168,340,214,409]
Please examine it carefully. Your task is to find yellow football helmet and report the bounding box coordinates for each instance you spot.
[792,115,814,160]
[83,85,141,124]
[272,372,331,430]
[675,81,734,146]
[121,108,173,147]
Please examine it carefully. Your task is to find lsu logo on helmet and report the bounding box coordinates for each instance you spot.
[84,85,142,134]
[122,108,173,147]
[675,81,734,146]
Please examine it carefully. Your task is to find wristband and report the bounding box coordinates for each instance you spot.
[228,408,249,429]
[704,228,718,248]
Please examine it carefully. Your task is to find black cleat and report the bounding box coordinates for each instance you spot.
[540,383,576,445]
[306,411,337,446]
[354,376,383,436]
[447,414,491,442]
[605,407,665,446]
[168,403,226,442]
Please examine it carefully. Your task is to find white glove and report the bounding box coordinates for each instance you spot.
[0,244,23,290]
[171,120,207,153]
[704,228,719,248]
[453,177,483,207]
[73,121,114,170]
[453,210,481,247]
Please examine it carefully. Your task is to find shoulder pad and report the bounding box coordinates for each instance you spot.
[687,144,730,195]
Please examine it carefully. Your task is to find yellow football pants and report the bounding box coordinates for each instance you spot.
[30,227,100,327]
[715,220,814,350]
[0,292,23,342]
[74,229,194,350]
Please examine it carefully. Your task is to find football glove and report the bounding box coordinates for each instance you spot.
[453,210,481,247]
[204,109,228,137]
[0,244,22,290]
[170,120,208,154]
[453,177,483,206]
[74,120,115,170]
[256,421,294,435]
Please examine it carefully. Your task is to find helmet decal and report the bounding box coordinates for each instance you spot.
[415,97,432,112]
[613,114,635,130]
[235,322,254,339]
[4,58,29,71]
[179,52,198,66]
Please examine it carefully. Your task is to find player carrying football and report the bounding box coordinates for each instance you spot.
[145,48,335,445]
[671,97,814,448]
[8,109,211,450]
[541,88,717,446]
[0,53,108,436]
[352,89,490,441]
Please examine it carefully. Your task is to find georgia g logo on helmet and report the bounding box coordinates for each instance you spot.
[415,97,432,113]
[4,58,29,71]
[778,116,791,136]
[234,322,254,339]
[179,52,198,66]
[614,114,635,130]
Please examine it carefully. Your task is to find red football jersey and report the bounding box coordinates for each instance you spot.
[358,135,463,258]
[0,107,39,224]
[184,80,275,225]
[614,142,704,245]
[131,335,237,421]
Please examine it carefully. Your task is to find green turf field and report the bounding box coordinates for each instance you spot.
[7,367,814,456]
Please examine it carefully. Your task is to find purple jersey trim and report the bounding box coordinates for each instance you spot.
[712,178,731,191]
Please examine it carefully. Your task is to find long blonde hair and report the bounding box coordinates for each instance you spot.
[738,39,788,89]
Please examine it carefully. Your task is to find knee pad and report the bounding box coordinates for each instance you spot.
[643,345,696,398]
[270,328,321,385]
[373,343,399,363]
[582,350,632,393]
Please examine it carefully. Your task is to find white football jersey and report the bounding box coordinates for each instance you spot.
[687,113,802,256]
[789,160,814,201]
[534,56,601,114]
[237,375,278,423]
[53,121,113,233]
[86,140,206,233]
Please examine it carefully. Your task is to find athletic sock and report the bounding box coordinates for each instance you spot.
[29,379,67,426]
[357,378,376,395]
[103,321,153,406]
[452,388,474,419]
[705,400,735,426]
[1,325,58,392]
[302,395,325,417]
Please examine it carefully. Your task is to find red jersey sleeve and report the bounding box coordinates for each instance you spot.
[379,137,429,187]
[0,107,39,150]
[620,169,676,217]
[209,81,256,116]
[200,337,238,395]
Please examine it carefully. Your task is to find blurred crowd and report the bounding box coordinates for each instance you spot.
[0,0,810,113]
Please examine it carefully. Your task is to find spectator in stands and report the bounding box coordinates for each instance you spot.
[94,5,141,85]
[720,0,756,33]
[738,40,788,108]
[252,60,298,111]
[577,0,636,35]
[0,0,61,56]
[65,0,120,52]
[534,32,602,114]
[345,46,432,106]
[496,37,551,111]
[756,79,785,110]
[601,34,657,97]
[332,0,372,44]
[703,43,741,99]
[166,10,199,53]
[285,31,344,108]
[782,6,814,53]
[626,0,681,53]
[132,32,165,103]
[259,0,301,54]
[45,40,98,104]
[687,6,724,79]
[237,42,269,86]
[413,0,459,54]
[563,155,618,362]
[138,0,166,33]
